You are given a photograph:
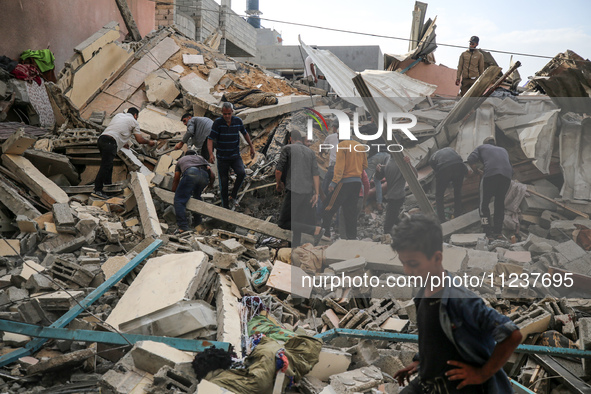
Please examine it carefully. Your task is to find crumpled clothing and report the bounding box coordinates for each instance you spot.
[20,49,55,72]
[247,315,296,343]
[223,89,278,108]
[275,349,289,373]
[11,64,42,85]
[0,56,17,73]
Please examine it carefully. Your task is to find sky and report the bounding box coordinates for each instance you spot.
[221,0,591,85]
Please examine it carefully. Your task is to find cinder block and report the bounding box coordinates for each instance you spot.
[130,341,193,375]
[308,347,351,381]
[220,238,246,254]
[213,251,238,270]
[511,306,552,341]
[553,240,587,262]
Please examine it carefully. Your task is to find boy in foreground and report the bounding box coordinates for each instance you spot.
[392,214,522,393]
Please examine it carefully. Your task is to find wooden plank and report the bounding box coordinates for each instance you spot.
[1,154,69,206]
[527,188,589,219]
[114,0,142,42]
[153,188,291,241]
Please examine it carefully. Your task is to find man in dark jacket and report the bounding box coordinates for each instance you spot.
[467,137,513,238]
[456,36,485,96]
[429,147,468,223]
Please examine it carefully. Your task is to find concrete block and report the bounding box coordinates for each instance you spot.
[16,215,38,233]
[101,255,130,280]
[267,260,312,298]
[528,241,553,256]
[449,233,486,246]
[3,332,31,346]
[220,238,247,254]
[328,366,383,393]
[528,224,549,238]
[465,249,498,272]
[553,240,587,262]
[349,340,380,368]
[99,353,153,394]
[321,309,340,329]
[325,240,403,273]
[130,341,193,375]
[374,354,405,378]
[101,221,124,243]
[50,257,94,287]
[18,300,44,324]
[151,365,197,393]
[119,300,216,337]
[307,347,351,381]
[15,260,46,285]
[34,290,84,311]
[6,286,28,302]
[213,251,238,270]
[130,172,163,239]
[511,306,552,341]
[106,251,206,330]
[329,257,366,274]
[380,317,409,332]
[579,318,591,375]
[540,210,567,229]
[230,266,251,290]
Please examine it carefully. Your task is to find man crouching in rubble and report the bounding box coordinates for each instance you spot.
[392,214,522,394]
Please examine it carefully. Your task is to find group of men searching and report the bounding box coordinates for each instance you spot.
[92,102,255,234]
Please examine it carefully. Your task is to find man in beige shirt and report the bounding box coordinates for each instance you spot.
[456,36,485,96]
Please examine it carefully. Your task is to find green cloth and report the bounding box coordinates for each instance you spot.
[247,315,296,342]
[20,49,55,72]
[209,335,322,394]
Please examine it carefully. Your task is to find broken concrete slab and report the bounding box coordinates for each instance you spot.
[145,69,180,104]
[238,95,320,125]
[2,154,69,206]
[216,274,241,353]
[101,255,130,280]
[553,240,587,262]
[449,233,487,247]
[136,105,185,139]
[24,149,80,185]
[329,257,366,274]
[328,365,383,393]
[2,127,36,155]
[130,172,163,239]
[465,249,498,272]
[129,341,193,375]
[119,300,216,337]
[182,53,204,65]
[220,238,246,254]
[106,251,206,330]
[208,68,227,85]
[267,260,312,298]
[0,179,42,219]
[325,240,403,273]
[74,21,121,63]
[179,73,216,101]
[381,317,410,332]
[16,215,39,233]
[2,332,31,347]
[308,348,352,381]
[0,239,20,256]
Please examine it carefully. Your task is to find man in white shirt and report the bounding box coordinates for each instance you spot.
[93,107,155,199]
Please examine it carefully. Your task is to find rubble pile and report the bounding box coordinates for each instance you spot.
[0,10,591,394]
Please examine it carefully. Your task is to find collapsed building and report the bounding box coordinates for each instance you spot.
[0,1,591,393]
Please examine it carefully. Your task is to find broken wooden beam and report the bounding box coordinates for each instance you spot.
[153,188,292,241]
[130,172,163,239]
[1,154,69,206]
[527,188,589,219]
[114,0,142,42]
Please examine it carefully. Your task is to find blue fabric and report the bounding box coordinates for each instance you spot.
[174,167,209,230]
[217,156,246,208]
[413,272,519,394]
[208,116,247,160]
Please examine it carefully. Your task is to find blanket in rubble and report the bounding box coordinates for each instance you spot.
[208,335,322,394]
[223,89,278,108]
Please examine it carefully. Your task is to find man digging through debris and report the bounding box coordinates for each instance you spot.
[172,150,215,234]
[93,107,155,199]
[175,113,214,162]
[392,214,522,394]
[207,102,256,209]
[275,130,324,248]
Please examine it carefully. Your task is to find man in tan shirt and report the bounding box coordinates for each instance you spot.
[456,36,485,96]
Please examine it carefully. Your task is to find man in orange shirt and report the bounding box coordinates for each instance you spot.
[321,139,368,240]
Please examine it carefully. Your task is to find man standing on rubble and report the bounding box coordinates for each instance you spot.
[467,137,512,239]
[276,131,324,247]
[93,107,155,199]
[376,154,417,235]
[175,113,214,162]
[322,139,368,240]
[207,102,256,209]
[172,150,215,233]
[429,147,468,223]
[392,214,522,394]
[456,36,485,96]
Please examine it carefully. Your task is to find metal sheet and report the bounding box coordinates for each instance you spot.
[455,101,495,160]
[560,118,591,201]
[300,38,436,113]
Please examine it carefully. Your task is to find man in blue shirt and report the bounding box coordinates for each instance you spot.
[207,102,255,209]
[392,214,522,394]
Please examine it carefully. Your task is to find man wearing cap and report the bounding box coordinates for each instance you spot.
[467,137,512,239]
[456,36,485,96]
[172,150,215,233]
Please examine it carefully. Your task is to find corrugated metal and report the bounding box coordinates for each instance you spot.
[300,38,436,113]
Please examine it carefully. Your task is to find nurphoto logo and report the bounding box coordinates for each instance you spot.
[305,108,418,153]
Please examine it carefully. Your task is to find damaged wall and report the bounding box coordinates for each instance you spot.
[0,0,155,73]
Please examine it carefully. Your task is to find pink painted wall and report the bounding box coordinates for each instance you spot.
[0,0,155,73]
[398,59,460,98]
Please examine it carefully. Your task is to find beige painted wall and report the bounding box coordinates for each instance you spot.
[0,0,155,73]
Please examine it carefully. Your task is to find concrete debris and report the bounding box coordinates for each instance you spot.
[0,8,590,394]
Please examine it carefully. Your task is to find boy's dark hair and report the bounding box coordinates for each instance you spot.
[185,150,197,156]
[290,130,304,142]
[391,214,442,258]
[127,107,139,116]
[182,113,192,121]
